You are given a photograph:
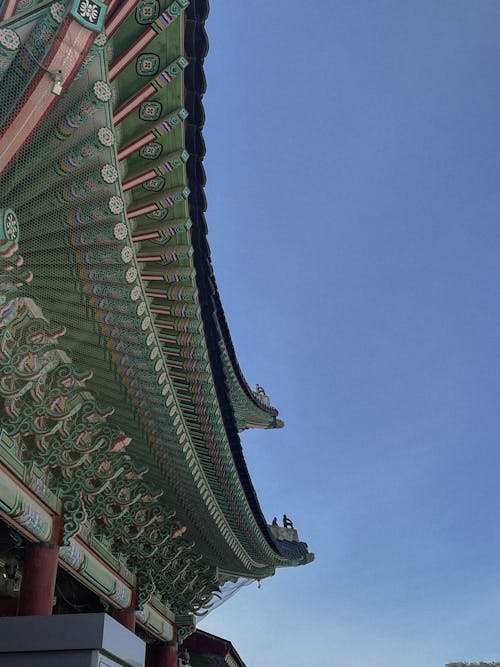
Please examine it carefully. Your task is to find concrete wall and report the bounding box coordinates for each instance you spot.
[0,613,144,667]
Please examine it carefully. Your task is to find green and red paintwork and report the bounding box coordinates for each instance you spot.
[0,0,313,655]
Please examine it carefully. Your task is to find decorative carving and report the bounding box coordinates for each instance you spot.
[137,569,156,610]
[0,29,20,84]
[70,0,107,33]
[137,53,160,76]
[0,230,182,568]
[0,209,19,243]
[176,615,196,644]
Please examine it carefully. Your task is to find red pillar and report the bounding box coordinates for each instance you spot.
[160,643,178,667]
[112,588,137,633]
[145,644,156,667]
[18,542,59,615]
[145,642,178,667]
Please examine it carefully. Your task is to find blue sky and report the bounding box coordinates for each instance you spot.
[199,3,500,666]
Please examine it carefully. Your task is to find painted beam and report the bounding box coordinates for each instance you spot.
[108,0,189,79]
[0,17,101,174]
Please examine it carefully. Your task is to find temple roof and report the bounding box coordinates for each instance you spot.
[0,0,313,615]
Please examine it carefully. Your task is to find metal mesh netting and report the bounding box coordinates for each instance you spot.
[0,3,252,584]
[0,4,229,524]
[0,7,226,614]
[0,6,185,503]
[0,0,311,590]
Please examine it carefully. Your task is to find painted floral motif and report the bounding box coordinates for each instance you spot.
[140,142,162,160]
[0,28,20,51]
[130,285,141,301]
[94,32,106,46]
[125,267,137,283]
[51,3,65,22]
[39,26,55,48]
[136,0,160,24]
[113,222,127,240]
[93,80,112,102]
[98,127,115,147]
[78,0,100,23]
[17,0,35,10]
[101,164,118,184]
[120,247,133,263]
[146,209,168,220]
[108,196,124,214]
[143,176,165,192]
[139,101,162,121]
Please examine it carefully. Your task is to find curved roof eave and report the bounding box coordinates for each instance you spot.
[183,1,314,571]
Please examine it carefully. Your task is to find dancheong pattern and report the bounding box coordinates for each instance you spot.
[0,0,313,648]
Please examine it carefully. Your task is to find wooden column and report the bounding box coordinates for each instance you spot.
[145,642,178,667]
[145,643,156,667]
[18,542,59,615]
[112,588,137,632]
[159,643,178,667]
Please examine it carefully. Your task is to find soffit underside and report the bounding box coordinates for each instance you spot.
[0,0,307,578]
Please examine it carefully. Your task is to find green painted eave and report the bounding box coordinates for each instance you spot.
[0,0,312,590]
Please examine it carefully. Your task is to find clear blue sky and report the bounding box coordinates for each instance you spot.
[199,3,500,666]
